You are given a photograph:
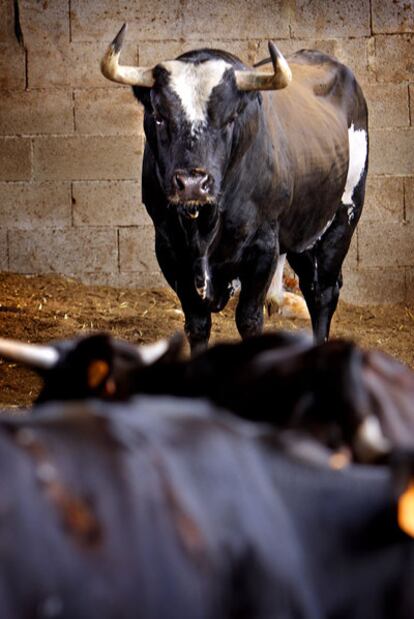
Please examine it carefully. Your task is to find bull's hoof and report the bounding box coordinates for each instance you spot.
[266,291,310,320]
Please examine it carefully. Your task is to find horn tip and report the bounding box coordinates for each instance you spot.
[112,22,128,54]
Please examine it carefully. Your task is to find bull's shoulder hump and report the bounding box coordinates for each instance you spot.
[287,50,357,101]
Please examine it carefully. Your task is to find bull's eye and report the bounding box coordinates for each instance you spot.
[227,114,237,126]
[154,114,165,127]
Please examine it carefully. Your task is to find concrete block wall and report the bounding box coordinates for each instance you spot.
[0,0,413,302]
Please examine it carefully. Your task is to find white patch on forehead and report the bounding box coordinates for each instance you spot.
[341,124,368,222]
[161,59,232,132]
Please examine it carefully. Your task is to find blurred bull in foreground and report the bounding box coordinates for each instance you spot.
[0,398,413,618]
[1,331,414,464]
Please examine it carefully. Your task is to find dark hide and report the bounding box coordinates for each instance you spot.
[134,47,368,351]
[25,331,414,461]
[0,399,412,618]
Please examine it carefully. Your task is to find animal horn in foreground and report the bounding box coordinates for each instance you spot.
[235,41,292,91]
[100,23,155,87]
[0,337,59,369]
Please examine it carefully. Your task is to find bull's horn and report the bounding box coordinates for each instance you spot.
[0,337,59,369]
[100,23,155,87]
[354,415,391,461]
[139,339,170,365]
[235,41,292,91]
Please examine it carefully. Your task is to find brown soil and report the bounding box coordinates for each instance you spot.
[1,272,413,408]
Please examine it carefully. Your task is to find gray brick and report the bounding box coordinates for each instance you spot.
[0,44,26,89]
[80,271,165,288]
[372,0,414,35]
[0,90,74,136]
[119,226,159,272]
[406,268,414,303]
[404,177,414,222]
[362,176,404,222]
[341,267,406,304]
[0,138,31,181]
[359,221,414,267]
[28,41,138,89]
[19,0,69,46]
[0,228,7,269]
[363,83,410,128]
[33,136,143,181]
[0,0,14,44]
[292,0,371,38]
[9,228,118,275]
[372,35,414,83]
[0,182,71,228]
[334,37,376,84]
[72,181,151,226]
[370,129,414,176]
[71,0,182,42]
[74,89,143,135]
[181,0,290,40]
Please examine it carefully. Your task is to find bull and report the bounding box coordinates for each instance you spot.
[1,331,413,464]
[101,24,368,352]
[0,398,413,618]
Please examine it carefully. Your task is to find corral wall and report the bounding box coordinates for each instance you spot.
[0,0,413,303]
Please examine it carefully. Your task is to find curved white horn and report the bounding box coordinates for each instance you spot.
[0,337,59,369]
[235,41,292,91]
[354,415,391,461]
[139,340,170,365]
[101,23,155,87]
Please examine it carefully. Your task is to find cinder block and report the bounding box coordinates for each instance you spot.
[28,41,138,89]
[372,35,414,83]
[0,90,74,136]
[70,0,182,42]
[358,221,414,267]
[363,83,410,128]
[404,177,414,223]
[139,39,258,67]
[80,271,165,288]
[362,176,404,222]
[72,181,151,226]
[0,228,8,269]
[182,0,290,40]
[19,0,69,45]
[119,226,159,273]
[406,268,414,303]
[33,136,143,181]
[292,0,371,38]
[341,266,406,304]
[0,44,26,89]
[278,39,337,58]
[9,228,118,275]
[0,182,71,229]
[0,138,31,181]
[0,0,14,44]
[372,0,414,35]
[334,37,376,84]
[369,129,414,176]
[74,89,143,135]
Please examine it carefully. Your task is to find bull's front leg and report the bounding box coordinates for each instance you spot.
[235,231,278,340]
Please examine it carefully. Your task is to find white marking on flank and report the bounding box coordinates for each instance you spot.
[161,59,232,135]
[341,123,368,222]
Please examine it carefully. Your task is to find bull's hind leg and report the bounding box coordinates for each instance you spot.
[288,200,365,342]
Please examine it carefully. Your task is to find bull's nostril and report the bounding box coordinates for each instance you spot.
[174,174,186,191]
[200,175,210,193]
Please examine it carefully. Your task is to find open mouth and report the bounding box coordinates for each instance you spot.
[170,199,216,221]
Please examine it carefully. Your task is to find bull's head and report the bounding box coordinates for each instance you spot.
[101,24,291,220]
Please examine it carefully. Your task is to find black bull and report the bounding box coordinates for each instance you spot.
[1,330,414,463]
[0,398,413,619]
[101,25,368,352]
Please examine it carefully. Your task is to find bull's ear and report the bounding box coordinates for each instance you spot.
[398,482,414,538]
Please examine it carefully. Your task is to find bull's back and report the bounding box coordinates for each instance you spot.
[263,50,367,251]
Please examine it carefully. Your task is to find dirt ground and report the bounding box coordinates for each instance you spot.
[0,272,413,408]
